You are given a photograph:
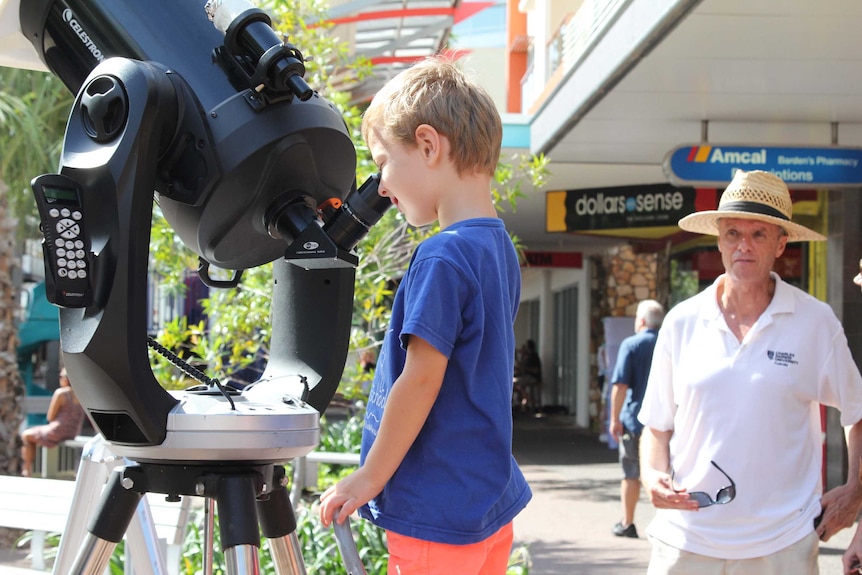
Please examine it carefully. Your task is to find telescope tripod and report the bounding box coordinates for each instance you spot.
[69,461,305,575]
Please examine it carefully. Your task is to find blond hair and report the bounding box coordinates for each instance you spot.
[361,57,502,177]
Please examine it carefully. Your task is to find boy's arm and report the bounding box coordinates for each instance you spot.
[319,335,448,526]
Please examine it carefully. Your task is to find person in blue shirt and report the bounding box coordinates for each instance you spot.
[609,299,664,538]
[318,57,532,574]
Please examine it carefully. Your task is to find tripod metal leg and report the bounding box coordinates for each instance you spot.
[216,473,263,575]
[257,467,306,575]
[204,497,216,575]
[55,437,175,575]
[70,467,143,574]
[124,492,169,575]
[334,516,368,575]
[54,436,115,574]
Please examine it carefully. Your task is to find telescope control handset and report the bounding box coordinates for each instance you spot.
[31,173,93,308]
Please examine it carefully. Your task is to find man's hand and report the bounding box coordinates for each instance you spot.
[609,383,627,442]
[641,468,700,511]
[843,522,862,573]
[609,417,623,443]
[818,479,862,541]
[640,428,699,511]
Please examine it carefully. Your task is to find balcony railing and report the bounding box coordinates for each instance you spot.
[524,0,628,111]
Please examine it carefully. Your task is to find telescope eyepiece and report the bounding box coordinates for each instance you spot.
[324,174,392,251]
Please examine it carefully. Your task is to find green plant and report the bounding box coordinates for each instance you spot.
[318,415,364,453]
[507,543,532,575]
[310,415,362,490]
[175,502,528,575]
[669,258,699,309]
[172,499,388,575]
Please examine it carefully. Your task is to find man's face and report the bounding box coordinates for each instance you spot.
[717,218,788,284]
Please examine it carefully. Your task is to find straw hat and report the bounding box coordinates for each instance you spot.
[677,170,826,242]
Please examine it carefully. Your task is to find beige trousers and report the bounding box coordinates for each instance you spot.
[647,530,819,575]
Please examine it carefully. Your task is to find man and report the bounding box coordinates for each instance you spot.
[610,299,664,539]
[639,170,862,574]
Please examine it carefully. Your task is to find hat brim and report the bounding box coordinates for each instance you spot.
[677,210,826,242]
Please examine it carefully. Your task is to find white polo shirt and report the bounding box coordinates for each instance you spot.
[639,273,862,559]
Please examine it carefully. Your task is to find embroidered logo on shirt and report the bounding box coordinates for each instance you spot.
[767,350,798,367]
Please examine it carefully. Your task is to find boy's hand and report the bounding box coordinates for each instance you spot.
[318,467,382,527]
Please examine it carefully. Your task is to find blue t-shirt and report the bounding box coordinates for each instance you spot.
[359,218,532,544]
[610,328,658,434]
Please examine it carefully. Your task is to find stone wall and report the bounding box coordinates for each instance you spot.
[588,245,659,431]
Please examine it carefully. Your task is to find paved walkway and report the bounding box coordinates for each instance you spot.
[511,413,855,575]
[0,414,857,574]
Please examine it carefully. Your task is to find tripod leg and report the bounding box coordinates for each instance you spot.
[257,467,306,575]
[53,436,115,574]
[125,494,169,575]
[70,467,143,574]
[216,473,262,575]
[204,497,216,575]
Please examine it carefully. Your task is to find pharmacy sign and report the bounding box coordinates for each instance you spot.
[664,144,862,188]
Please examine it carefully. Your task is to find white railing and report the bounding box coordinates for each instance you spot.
[560,0,627,73]
[523,0,629,111]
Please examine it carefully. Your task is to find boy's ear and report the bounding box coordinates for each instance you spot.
[414,124,441,164]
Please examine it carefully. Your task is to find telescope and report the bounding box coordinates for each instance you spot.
[12,0,390,572]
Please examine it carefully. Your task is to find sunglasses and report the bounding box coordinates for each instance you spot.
[671,460,736,508]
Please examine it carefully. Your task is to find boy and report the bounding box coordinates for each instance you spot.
[319,57,532,574]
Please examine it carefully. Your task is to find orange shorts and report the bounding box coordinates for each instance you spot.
[386,522,513,575]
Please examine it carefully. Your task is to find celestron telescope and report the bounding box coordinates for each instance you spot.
[16,0,389,572]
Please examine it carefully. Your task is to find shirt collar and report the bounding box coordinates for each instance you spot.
[701,271,795,327]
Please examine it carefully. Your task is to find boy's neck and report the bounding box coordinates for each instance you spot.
[437,171,498,230]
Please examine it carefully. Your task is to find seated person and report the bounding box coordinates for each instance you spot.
[21,368,87,477]
[517,339,542,381]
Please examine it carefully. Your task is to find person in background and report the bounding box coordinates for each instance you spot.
[20,368,86,477]
[639,170,862,574]
[359,349,377,373]
[609,299,664,539]
[597,341,617,447]
[516,339,542,380]
[318,57,532,574]
[514,339,542,411]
